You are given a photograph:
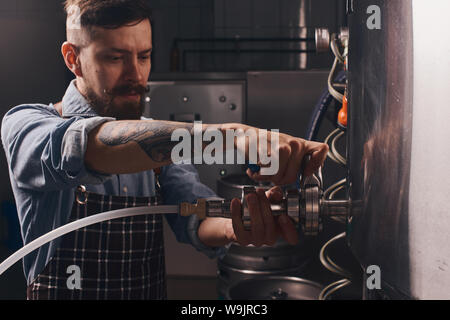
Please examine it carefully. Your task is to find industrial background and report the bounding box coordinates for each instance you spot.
[1,0,449,300]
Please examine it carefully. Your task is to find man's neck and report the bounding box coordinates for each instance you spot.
[54,102,63,117]
[74,79,88,99]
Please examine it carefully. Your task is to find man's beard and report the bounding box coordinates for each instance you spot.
[84,83,147,120]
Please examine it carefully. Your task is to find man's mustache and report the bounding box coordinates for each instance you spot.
[105,84,149,96]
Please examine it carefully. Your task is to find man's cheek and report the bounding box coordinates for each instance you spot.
[93,62,120,85]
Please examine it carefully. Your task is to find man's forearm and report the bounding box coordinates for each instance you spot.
[85,120,242,175]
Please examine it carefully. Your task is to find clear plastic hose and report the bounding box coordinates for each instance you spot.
[0,205,179,277]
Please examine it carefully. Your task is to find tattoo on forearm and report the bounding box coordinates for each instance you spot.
[98,121,194,163]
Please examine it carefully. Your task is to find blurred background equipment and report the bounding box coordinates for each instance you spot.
[3,0,450,301]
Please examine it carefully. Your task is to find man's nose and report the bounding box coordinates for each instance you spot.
[124,57,143,83]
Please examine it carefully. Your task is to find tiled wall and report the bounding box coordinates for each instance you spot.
[150,0,346,73]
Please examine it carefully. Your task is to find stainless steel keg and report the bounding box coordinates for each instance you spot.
[226,276,323,300]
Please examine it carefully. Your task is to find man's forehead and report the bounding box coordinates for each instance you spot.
[106,47,152,54]
[89,19,152,50]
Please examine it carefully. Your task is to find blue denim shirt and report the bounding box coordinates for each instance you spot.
[1,80,225,285]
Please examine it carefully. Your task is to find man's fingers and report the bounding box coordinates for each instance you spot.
[231,188,299,247]
[270,145,290,185]
[265,186,283,203]
[277,140,305,185]
[246,193,265,247]
[256,189,277,245]
[230,198,251,246]
[303,142,329,177]
[246,139,329,184]
[276,214,299,245]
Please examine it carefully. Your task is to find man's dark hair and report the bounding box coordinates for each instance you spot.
[64,0,152,45]
[64,0,152,29]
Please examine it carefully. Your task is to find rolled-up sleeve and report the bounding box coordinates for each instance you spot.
[1,104,114,191]
[159,163,228,259]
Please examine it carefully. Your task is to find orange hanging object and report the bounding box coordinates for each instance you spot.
[338,93,348,127]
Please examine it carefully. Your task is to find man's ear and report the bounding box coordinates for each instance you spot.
[61,42,83,77]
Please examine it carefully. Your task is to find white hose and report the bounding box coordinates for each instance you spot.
[319,232,350,278]
[0,205,179,277]
[323,178,346,200]
[318,278,351,300]
[328,57,344,103]
[324,128,347,166]
[324,128,342,164]
[329,185,344,200]
[318,232,352,300]
[330,34,345,64]
[331,130,347,165]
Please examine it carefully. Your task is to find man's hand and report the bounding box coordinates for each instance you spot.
[197,186,298,248]
[219,123,328,186]
[227,186,298,247]
[245,131,329,186]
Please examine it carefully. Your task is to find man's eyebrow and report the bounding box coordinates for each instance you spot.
[108,48,153,54]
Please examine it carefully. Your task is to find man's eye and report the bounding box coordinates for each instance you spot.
[108,56,123,61]
[139,55,151,60]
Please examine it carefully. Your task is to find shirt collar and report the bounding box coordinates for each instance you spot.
[61,80,99,118]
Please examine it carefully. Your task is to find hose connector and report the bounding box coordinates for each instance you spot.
[180,199,207,219]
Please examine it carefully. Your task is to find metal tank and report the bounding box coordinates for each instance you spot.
[346,0,450,299]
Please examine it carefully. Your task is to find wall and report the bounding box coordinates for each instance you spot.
[0,0,69,299]
[0,0,348,299]
[149,0,346,72]
[148,0,215,73]
[211,0,344,71]
[0,0,69,205]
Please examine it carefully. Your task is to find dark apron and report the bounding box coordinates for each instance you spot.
[26,186,167,300]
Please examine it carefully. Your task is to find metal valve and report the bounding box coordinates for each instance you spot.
[182,179,350,236]
[315,28,331,53]
[315,27,349,54]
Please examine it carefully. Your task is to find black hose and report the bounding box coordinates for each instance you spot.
[296,71,346,190]
[305,71,347,141]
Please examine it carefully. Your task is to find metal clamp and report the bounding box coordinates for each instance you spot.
[299,159,323,236]
[286,189,300,225]
[300,184,322,236]
[76,185,88,205]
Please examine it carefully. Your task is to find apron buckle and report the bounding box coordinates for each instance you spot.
[76,185,88,205]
